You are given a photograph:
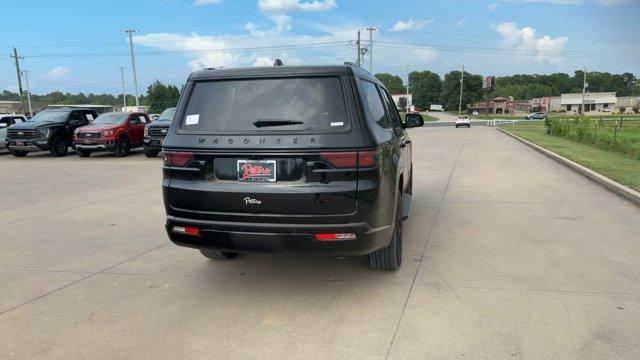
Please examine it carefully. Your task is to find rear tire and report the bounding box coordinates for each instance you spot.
[114,137,129,157]
[10,149,28,157]
[50,137,69,157]
[144,149,159,158]
[76,149,91,157]
[200,248,238,260]
[369,194,403,271]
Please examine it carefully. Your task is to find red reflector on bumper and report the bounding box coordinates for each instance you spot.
[315,233,357,241]
[172,226,200,236]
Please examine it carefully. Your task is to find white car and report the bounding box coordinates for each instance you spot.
[455,115,471,128]
[0,114,27,150]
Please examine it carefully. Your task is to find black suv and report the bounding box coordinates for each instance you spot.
[6,108,98,157]
[162,64,418,270]
[143,107,176,157]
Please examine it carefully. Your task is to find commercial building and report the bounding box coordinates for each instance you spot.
[532,97,561,112]
[468,96,531,114]
[47,104,115,114]
[615,96,639,114]
[0,100,22,113]
[560,92,617,114]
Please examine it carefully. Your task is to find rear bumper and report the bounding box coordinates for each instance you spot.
[165,215,392,255]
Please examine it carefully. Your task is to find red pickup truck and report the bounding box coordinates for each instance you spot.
[73,112,150,157]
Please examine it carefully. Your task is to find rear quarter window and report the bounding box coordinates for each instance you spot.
[357,79,390,129]
[179,76,350,134]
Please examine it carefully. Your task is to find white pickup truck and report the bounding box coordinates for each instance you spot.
[0,114,27,150]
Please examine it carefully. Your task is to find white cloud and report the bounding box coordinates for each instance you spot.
[193,0,224,6]
[253,57,275,66]
[258,0,337,13]
[493,22,568,65]
[133,33,241,70]
[44,66,70,81]
[489,2,499,9]
[390,19,433,32]
[456,17,467,27]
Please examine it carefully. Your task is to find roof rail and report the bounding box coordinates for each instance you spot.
[274,59,284,66]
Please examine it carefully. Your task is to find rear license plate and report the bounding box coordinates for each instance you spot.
[237,160,276,182]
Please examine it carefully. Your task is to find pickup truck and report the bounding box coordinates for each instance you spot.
[74,112,150,157]
[6,108,98,157]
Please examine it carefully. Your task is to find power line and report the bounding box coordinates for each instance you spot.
[20,41,348,58]
[374,42,639,59]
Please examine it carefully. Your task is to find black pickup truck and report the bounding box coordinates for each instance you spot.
[6,108,98,157]
[143,107,176,157]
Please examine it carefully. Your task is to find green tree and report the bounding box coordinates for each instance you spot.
[146,80,181,114]
[409,71,442,109]
[439,70,483,111]
[375,73,405,94]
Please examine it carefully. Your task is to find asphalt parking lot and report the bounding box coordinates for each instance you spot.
[2,127,640,359]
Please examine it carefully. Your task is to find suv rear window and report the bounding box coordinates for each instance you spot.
[179,77,349,134]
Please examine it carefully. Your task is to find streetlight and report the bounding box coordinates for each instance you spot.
[118,67,127,110]
[122,29,140,111]
[21,70,33,117]
[406,64,411,113]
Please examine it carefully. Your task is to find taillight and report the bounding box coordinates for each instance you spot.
[163,151,194,167]
[172,226,200,236]
[315,233,357,241]
[358,150,377,167]
[320,152,357,168]
[319,150,378,169]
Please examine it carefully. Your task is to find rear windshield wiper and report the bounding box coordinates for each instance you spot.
[253,120,304,128]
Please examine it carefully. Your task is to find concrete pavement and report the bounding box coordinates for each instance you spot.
[1,128,639,359]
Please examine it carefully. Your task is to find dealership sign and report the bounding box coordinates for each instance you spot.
[483,76,493,91]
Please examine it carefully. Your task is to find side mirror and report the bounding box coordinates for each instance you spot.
[0,123,8,129]
[404,114,424,128]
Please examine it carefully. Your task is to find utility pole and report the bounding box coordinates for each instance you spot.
[406,64,411,113]
[21,70,33,117]
[10,47,26,114]
[356,30,361,66]
[458,65,465,115]
[581,67,587,117]
[123,29,140,111]
[364,27,377,73]
[119,67,127,110]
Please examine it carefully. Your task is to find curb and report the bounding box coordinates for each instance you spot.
[497,128,640,207]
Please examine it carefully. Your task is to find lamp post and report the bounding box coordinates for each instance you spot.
[406,64,411,113]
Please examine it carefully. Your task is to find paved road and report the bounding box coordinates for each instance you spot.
[427,111,458,122]
[1,128,639,359]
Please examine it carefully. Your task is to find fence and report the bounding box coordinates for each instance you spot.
[547,116,640,159]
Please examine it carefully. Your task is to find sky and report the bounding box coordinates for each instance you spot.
[1,0,638,95]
